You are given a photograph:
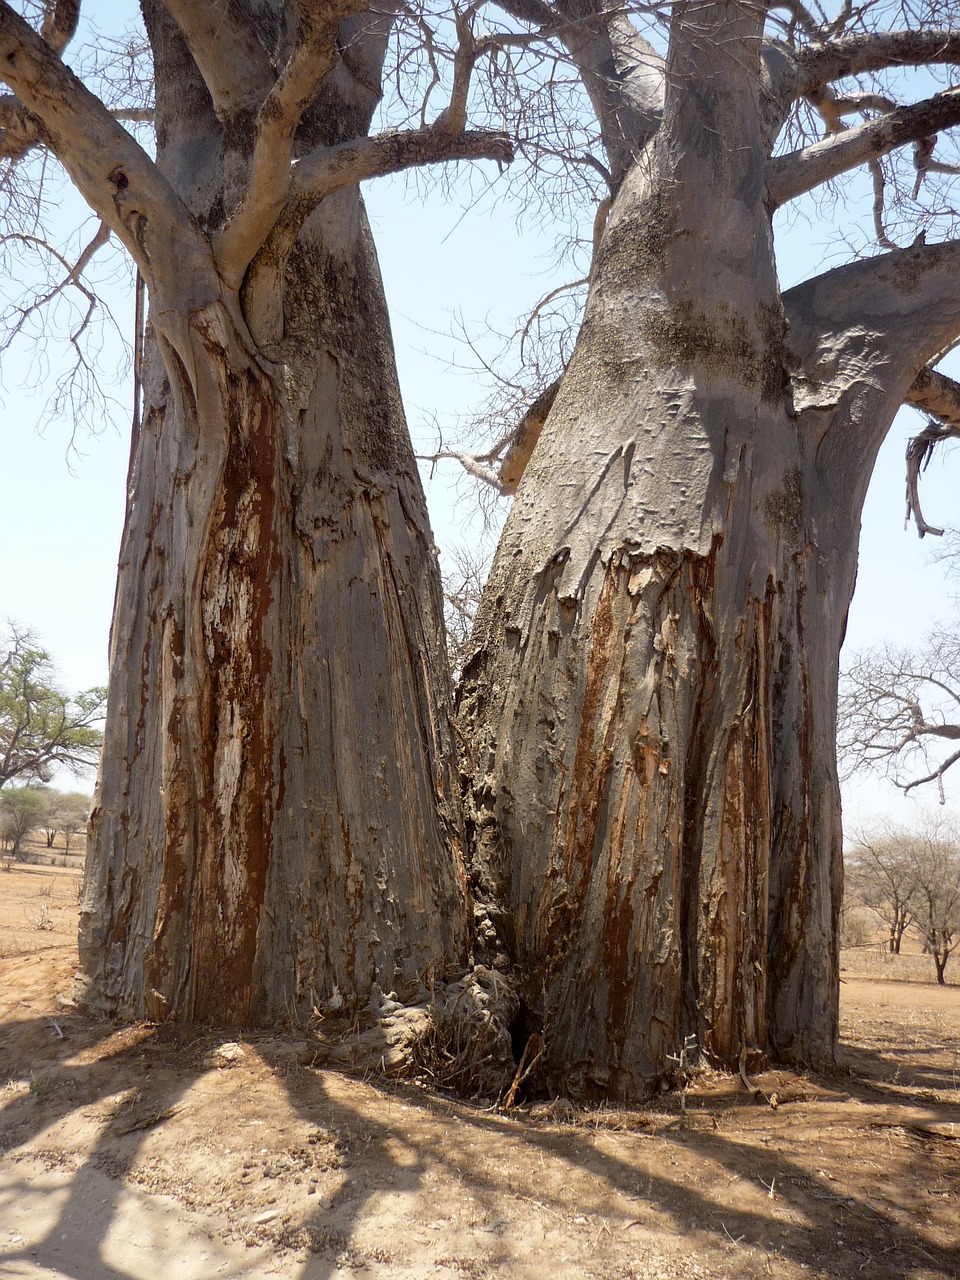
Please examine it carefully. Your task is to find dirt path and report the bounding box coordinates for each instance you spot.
[1,868,958,1279]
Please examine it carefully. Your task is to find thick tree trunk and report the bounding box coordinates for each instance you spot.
[459,6,849,1096]
[460,400,848,1094]
[78,6,470,1025]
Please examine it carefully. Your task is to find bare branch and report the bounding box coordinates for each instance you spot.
[0,89,40,160]
[158,0,273,118]
[903,419,959,538]
[416,447,507,490]
[768,0,821,40]
[417,373,561,496]
[1,95,151,162]
[1,217,109,327]
[869,156,895,249]
[841,631,960,797]
[112,108,154,124]
[432,1,481,133]
[906,365,960,429]
[496,375,560,493]
[902,367,960,538]
[41,0,79,56]
[795,31,960,100]
[289,124,514,211]
[495,0,664,186]
[212,0,364,289]
[768,88,960,208]
[903,747,960,794]
[0,0,213,301]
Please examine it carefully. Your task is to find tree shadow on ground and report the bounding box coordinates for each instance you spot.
[839,1039,960,1101]
[288,1062,960,1280]
[0,984,958,1280]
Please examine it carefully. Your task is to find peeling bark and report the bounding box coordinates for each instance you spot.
[77,3,471,1026]
[459,0,953,1098]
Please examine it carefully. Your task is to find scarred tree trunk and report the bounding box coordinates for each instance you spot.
[76,4,471,1023]
[459,2,960,1098]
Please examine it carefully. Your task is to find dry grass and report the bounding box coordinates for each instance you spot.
[841,945,955,985]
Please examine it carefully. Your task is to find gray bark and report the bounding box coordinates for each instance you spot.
[459,2,960,1097]
[71,2,472,1024]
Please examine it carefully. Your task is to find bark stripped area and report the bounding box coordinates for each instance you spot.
[458,0,960,1096]
[80,197,473,1024]
[462,521,817,1095]
[63,0,493,1028]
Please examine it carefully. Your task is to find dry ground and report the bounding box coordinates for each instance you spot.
[0,861,958,1280]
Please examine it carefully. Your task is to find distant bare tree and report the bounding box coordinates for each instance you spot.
[56,791,90,855]
[848,820,960,982]
[39,789,91,855]
[839,626,960,800]
[441,544,489,680]
[846,832,919,954]
[906,820,960,984]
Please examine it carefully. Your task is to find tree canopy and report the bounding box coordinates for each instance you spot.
[0,783,47,858]
[0,622,104,788]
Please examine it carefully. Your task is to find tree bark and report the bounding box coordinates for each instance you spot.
[460,6,836,1094]
[77,3,470,1025]
[459,3,960,1099]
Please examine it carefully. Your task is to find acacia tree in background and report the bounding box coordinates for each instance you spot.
[0,623,104,787]
[0,0,512,1026]
[0,785,47,860]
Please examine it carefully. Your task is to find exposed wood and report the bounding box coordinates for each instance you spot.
[460,0,960,1098]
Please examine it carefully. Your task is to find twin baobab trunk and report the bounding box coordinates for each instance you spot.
[80,222,469,1023]
[77,7,470,1024]
[21,0,957,1095]
[458,3,954,1097]
[458,180,847,1094]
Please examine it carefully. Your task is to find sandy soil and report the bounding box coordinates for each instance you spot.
[1,862,958,1280]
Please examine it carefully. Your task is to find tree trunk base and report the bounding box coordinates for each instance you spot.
[73,964,521,1099]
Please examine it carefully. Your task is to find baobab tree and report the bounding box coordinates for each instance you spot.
[446,1,960,1095]
[0,0,511,1025]
[8,0,960,1101]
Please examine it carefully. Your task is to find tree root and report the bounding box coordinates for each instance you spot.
[319,967,519,1098]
